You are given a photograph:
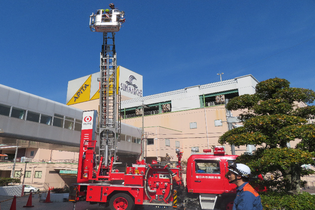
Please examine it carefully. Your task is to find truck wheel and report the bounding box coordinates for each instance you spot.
[109,193,135,210]
[225,201,233,210]
[222,200,234,210]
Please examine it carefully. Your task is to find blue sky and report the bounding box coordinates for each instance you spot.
[1,0,315,104]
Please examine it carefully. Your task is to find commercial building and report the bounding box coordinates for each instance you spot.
[0,81,141,190]
[67,69,259,161]
[119,75,258,161]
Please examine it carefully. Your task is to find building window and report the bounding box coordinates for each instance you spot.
[190,122,197,129]
[147,138,154,145]
[120,134,125,141]
[14,171,21,178]
[175,141,180,148]
[0,104,10,116]
[34,171,42,178]
[11,107,26,120]
[214,120,223,127]
[40,114,52,125]
[165,139,170,147]
[65,117,74,130]
[126,136,131,142]
[74,119,82,131]
[136,138,141,144]
[132,137,137,143]
[64,117,74,130]
[25,171,31,178]
[53,114,64,128]
[30,151,34,156]
[202,90,239,107]
[26,111,40,123]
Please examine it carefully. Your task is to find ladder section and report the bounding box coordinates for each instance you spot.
[99,32,120,167]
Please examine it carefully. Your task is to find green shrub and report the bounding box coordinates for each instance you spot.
[261,192,315,210]
[0,178,20,186]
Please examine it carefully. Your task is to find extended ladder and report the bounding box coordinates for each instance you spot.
[99,32,121,167]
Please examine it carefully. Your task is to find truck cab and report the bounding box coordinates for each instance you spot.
[185,146,238,209]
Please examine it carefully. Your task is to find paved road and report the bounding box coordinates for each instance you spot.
[0,194,172,210]
[1,189,314,210]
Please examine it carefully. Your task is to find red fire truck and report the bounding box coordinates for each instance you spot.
[69,125,239,210]
[69,5,254,210]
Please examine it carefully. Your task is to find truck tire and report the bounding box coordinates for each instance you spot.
[221,199,234,210]
[109,193,135,210]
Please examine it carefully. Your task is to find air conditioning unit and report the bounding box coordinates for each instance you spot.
[20,157,32,163]
[162,103,171,112]
[215,95,225,103]
[135,108,142,115]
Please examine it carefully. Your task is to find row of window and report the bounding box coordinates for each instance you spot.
[15,171,42,178]
[146,138,180,147]
[120,91,239,119]
[120,134,141,144]
[120,101,171,119]
[0,103,82,131]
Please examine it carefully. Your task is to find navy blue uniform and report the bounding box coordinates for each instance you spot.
[233,182,263,210]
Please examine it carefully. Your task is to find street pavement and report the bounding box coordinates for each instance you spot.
[0,193,170,210]
[0,194,106,210]
[0,189,314,210]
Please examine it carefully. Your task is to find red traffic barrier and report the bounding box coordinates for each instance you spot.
[10,195,16,210]
[44,189,52,203]
[23,192,34,207]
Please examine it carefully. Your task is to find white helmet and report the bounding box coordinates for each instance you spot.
[228,163,251,178]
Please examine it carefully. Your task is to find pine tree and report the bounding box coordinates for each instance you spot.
[219,78,315,193]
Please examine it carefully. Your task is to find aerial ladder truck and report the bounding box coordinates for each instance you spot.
[69,4,265,210]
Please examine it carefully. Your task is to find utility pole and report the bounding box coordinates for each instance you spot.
[141,101,148,160]
[225,99,236,155]
[11,146,18,178]
[22,161,28,187]
[217,72,224,81]
[141,101,145,160]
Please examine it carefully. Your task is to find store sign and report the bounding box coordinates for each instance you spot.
[120,74,143,97]
[67,75,92,105]
[74,84,89,102]
[60,170,77,175]
[81,110,96,131]
[77,110,97,183]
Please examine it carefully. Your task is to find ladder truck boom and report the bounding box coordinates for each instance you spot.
[99,32,120,167]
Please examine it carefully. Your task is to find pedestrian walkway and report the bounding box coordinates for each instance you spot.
[0,194,106,210]
[301,186,315,195]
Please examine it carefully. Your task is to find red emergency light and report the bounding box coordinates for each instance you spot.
[214,146,225,155]
[203,149,212,153]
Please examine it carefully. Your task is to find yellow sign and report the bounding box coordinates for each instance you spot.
[67,67,120,105]
[67,75,91,105]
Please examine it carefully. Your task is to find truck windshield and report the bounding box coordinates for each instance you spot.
[195,160,220,174]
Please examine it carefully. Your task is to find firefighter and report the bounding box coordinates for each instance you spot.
[227,163,263,210]
[103,9,111,22]
[109,3,115,10]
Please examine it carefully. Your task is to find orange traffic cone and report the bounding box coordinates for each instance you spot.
[23,192,34,207]
[44,189,52,203]
[10,196,16,210]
